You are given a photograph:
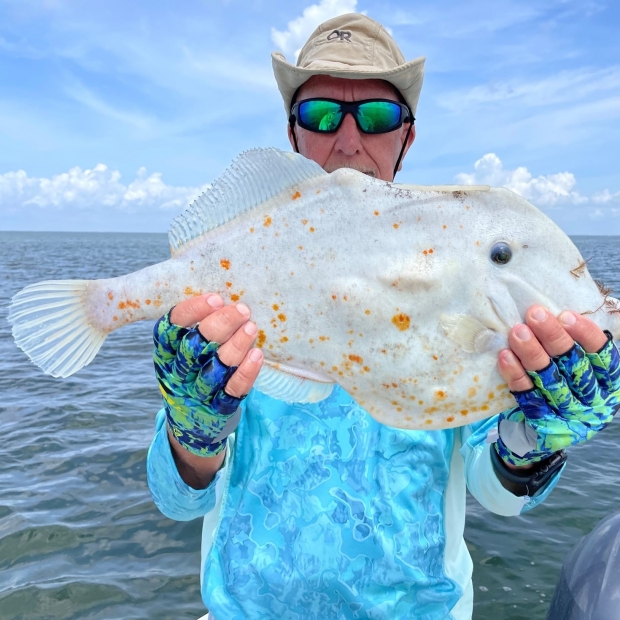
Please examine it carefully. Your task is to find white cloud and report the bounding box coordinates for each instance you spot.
[0,164,209,214]
[455,153,589,206]
[271,0,360,59]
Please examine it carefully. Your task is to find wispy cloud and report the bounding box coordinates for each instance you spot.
[0,164,208,213]
[440,66,620,113]
[271,0,360,59]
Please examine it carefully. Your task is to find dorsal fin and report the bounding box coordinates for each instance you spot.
[168,147,327,252]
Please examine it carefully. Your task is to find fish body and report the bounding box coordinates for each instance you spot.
[9,148,620,430]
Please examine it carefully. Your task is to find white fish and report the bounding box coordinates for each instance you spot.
[9,148,620,430]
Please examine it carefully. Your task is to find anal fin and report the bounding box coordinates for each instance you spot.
[254,363,335,403]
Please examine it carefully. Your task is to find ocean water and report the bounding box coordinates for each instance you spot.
[0,231,619,620]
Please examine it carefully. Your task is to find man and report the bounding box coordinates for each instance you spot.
[147,13,620,620]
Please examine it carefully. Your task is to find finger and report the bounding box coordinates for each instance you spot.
[558,311,610,354]
[498,349,534,392]
[170,293,224,327]
[198,303,251,345]
[170,328,219,383]
[218,321,258,367]
[508,323,551,372]
[225,348,264,398]
[525,305,575,358]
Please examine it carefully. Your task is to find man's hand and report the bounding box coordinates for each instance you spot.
[495,305,620,469]
[153,294,263,488]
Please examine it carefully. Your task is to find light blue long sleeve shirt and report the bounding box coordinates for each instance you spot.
[147,386,562,620]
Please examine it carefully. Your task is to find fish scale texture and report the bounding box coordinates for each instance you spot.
[201,388,461,619]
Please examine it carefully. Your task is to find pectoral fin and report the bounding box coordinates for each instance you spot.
[439,314,506,353]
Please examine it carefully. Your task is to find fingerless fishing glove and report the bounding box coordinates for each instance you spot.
[153,310,244,457]
[495,331,620,468]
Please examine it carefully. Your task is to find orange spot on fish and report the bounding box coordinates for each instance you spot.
[488,392,495,399]
[264,216,272,227]
[153,300,162,308]
[365,309,371,315]
[473,375,479,382]
[112,316,118,321]
[220,259,231,270]
[393,223,399,229]
[446,416,455,423]
[496,383,508,391]
[424,406,439,414]
[435,390,446,400]
[349,354,363,364]
[343,295,348,301]
[425,420,433,425]
[145,299,151,305]
[481,405,489,411]
[249,227,255,233]
[292,191,301,200]
[363,366,370,372]
[225,282,232,288]
[230,294,240,302]
[280,336,288,343]
[184,287,201,297]
[432,355,438,360]
[319,336,329,341]
[272,304,279,311]
[332,294,337,300]
[107,292,114,300]
[443,224,447,229]
[309,227,315,232]
[468,387,477,398]
[460,409,469,416]
[475,241,480,246]
[298,245,303,250]
[302,219,308,225]
[277,313,287,322]
[374,210,380,216]
[391,313,411,331]
[257,330,266,347]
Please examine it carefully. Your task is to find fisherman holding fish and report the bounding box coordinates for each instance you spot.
[141,14,620,619]
[9,11,619,620]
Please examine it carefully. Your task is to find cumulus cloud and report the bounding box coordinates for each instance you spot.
[454,153,589,207]
[0,164,209,214]
[272,0,360,59]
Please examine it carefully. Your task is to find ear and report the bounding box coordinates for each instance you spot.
[396,124,416,172]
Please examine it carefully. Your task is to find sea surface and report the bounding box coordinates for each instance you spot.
[0,231,619,620]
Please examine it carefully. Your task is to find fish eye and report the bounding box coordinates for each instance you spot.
[490,242,512,265]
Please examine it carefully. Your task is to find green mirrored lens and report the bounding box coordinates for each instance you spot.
[357,102,401,132]
[299,101,343,132]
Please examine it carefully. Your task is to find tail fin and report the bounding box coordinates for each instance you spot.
[8,280,108,378]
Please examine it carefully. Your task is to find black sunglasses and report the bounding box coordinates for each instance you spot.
[289,98,413,135]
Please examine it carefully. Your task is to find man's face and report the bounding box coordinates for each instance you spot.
[287,75,415,182]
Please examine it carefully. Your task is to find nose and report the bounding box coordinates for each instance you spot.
[333,112,363,156]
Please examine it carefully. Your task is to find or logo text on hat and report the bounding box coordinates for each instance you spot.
[327,30,352,42]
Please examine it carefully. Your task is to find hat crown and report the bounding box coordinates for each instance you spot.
[297,13,405,72]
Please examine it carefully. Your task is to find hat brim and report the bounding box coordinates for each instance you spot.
[272,51,425,117]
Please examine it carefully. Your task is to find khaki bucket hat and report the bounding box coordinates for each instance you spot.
[272,13,425,116]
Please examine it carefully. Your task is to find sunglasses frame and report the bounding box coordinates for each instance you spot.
[289,98,413,135]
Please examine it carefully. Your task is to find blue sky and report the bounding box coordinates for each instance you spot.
[1,0,619,233]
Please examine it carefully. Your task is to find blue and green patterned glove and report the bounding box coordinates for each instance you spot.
[153,310,244,457]
[496,331,620,467]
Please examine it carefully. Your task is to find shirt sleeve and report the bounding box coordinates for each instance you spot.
[459,415,565,517]
[146,408,233,521]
